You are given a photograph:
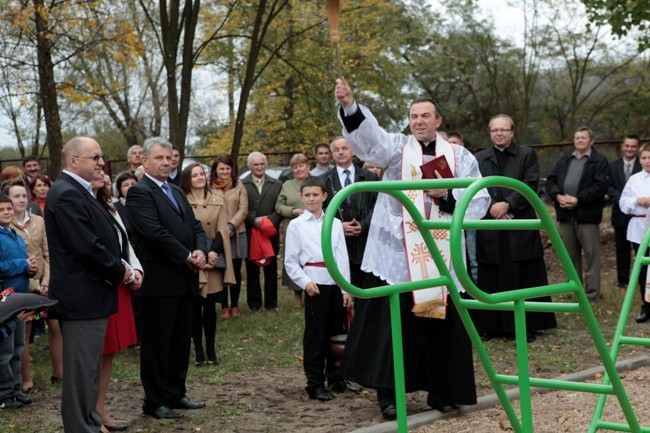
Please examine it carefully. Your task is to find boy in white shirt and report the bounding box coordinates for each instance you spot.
[619,143,650,323]
[284,176,358,402]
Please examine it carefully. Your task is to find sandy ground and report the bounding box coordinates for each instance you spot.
[14,361,650,433]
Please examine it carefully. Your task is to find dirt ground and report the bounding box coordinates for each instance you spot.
[413,367,650,433]
[6,224,650,433]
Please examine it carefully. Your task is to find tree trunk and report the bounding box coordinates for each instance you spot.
[33,0,63,176]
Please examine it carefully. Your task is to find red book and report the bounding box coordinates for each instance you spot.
[420,155,454,179]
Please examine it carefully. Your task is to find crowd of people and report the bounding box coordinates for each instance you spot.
[0,78,649,432]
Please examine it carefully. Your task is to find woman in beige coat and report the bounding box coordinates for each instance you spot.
[210,155,248,319]
[182,163,235,365]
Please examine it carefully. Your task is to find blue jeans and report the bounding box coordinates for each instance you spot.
[0,319,24,399]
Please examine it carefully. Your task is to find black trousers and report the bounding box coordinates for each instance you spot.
[246,257,278,310]
[633,243,650,313]
[192,293,219,360]
[615,225,632,286]
[303,284,345,390]
[139,295,192,410]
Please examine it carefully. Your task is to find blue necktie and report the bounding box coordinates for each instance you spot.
[161,182,180,212]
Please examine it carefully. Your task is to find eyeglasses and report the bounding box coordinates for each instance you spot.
[489,128,513,134]
[74,154,105,161]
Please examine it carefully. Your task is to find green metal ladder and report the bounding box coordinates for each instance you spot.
[321,176,647,433]
[589,221,650,432]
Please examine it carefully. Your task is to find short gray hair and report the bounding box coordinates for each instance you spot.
[247,151,267,168]
[127,145,143,158]
[329,136,346,151]
[143,137,173,156]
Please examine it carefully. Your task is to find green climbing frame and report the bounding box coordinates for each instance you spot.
[321,176,648,433]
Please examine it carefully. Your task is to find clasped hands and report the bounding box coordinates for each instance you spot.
[186,250,222,271]
[342,218,362,237]
[556,194,578,209]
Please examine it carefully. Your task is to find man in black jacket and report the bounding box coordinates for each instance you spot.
[46,137,130,432]
[545,126,611,300]
[608,135,642,290]
[321,137,377,288]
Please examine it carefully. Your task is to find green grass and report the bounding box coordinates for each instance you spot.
[2,286,305,432]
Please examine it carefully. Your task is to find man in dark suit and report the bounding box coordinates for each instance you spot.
[241,151,283,311]
[45,137,131,433]
[608,135,642,290]
[321,137,377,287]
[167,145,181,185]
[127,137,207,420]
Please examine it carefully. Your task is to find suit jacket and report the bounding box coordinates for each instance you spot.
[321,166,378,264]
[126,175,207,297]
[608,157,642,227]
[241,174,283,251]
[44,172,125,320]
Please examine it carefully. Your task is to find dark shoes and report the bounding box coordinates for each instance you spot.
[427,395,457,414]
[636,311,650,323]
[381,404,397,420]
[330,380,361,394]
[169,397,206,410]
[143,405,184,419]
[14,393,31,405]
[104,423,129,431]
[0,396,24,409]
[306,386,335,402]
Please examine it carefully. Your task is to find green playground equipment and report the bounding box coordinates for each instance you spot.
[321,176,648,433]
[590,224,650,433]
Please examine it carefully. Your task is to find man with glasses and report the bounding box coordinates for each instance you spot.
[45,137,131,433]
[473,115,556,341]
[546,126,611,300]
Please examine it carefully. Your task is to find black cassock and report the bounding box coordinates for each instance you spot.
[340,274,477,406]
[472,143,557,337]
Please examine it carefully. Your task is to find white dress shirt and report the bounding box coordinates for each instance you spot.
[284,209,350,290]
[336,165,355,189]
[620,170,650,243]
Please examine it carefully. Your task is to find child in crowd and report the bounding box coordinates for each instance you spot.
[284,176,359,402]
[619,143,650,323]
[0,194,37,409]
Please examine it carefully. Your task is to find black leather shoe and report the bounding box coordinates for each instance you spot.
[105,423,129,431]
[427,396,457,413]
[636,311,650,323]
[306,386,335,402]
[143,405,183,419]
[330,380,362,394]
[168,397,206,410]
[14,393,31,405]
[381,404,397,420]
